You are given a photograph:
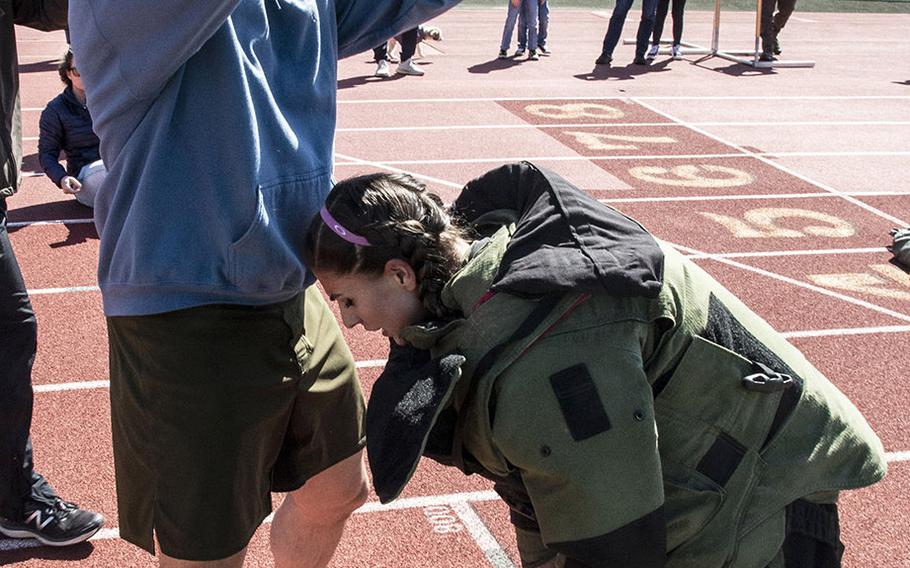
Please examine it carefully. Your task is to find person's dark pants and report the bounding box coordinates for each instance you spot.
[760,0,798,54]
[373,27,420,63]
[600,0,659,60]
[0,204,56,521]
[652,0,687,46]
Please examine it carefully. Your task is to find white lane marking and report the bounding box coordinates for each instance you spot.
[670,241,910,324]
[450,501,517,568]
[334,152,463,189]
[601,191,909,203]
[22,122,910,140]
[4,451,910,552]
[334,151,910,167]
[334,120,910,133]
[28,285,99,295]
[34,380,109,393]
[6,219,93,228]
[631,98,909,227]
[683,247,888,259]
[783,326,910,339]
[22,96,910,112]
[0,493,503,551]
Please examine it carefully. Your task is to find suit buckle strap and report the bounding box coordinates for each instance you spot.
[742,361,794,393]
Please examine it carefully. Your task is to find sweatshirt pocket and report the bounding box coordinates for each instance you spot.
[229,172,329,294]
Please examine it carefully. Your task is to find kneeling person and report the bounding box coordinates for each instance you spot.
[304,162,886,568]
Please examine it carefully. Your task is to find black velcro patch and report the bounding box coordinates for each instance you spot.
[549,364,611,442]
[696,432,746,488]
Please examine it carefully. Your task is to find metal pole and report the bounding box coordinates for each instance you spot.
[712,0,722,52]
[753,0,763,64]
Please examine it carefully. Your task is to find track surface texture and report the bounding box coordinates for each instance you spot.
[5,7,909,568]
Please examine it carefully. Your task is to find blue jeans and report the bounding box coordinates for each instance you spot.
[518,0,548,49]
[600,0,659,59]
[500,0,538,52]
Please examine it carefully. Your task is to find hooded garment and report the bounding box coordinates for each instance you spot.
[367,162,886,568]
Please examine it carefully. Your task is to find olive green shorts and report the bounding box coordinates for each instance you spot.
[106,287,366,561]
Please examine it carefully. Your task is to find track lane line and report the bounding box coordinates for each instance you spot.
[668,240,910,324]
[450,501,516,568]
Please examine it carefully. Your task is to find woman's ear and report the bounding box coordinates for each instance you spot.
[384,259,418,291]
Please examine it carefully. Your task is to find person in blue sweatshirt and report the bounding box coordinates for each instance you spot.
[68,1,462,566]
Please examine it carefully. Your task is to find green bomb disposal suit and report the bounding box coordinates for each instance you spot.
[366,162,886,568]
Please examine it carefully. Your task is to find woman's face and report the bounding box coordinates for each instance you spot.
[316,259,428,346]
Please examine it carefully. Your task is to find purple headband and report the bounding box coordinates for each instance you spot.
[320,207,372,247]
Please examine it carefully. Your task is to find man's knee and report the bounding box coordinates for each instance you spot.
[285,452,368,525]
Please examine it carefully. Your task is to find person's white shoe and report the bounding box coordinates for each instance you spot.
[646,44,659,60]
[671,44,683,60]
[374,59,392,77]
[396,59,425,76]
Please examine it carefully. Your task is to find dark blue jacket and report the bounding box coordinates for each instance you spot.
[38,86,101,187]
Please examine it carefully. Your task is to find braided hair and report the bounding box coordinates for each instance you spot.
[304,173,469,318]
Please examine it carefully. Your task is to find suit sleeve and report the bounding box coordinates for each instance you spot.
[335,0,462,59]
[491,335,668,567]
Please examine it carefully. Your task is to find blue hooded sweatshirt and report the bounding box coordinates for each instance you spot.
[69,0,460,316]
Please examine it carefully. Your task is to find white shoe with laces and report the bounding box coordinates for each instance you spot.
[671,44,682,60]
[646,44,659,60]
[374,59,392,77]
[396,59,425,76]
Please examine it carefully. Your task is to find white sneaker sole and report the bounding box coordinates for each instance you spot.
[0,523,102,547]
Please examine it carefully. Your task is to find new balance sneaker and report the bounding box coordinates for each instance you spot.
[528,49,539,61]
[498,49,509,59]
[671,44,682,60]
[0,497,104,547]
[396,59,425,76]
[515,47,526,57]
[374,59,392,78]
[594,53,612,66]
[646,44,660,60]
[538,45,551,56]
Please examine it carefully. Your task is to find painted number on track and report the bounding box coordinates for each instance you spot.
[564,131,677,151]
[699,208,856,238]
[423,505,463,534]
[629,165,754,188]
[809,264,910,301]
[524,103,625,120]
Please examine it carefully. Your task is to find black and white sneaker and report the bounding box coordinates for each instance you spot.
[0,497,104,547]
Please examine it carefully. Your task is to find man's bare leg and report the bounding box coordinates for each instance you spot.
[159,546,248,568]
[270,450,368,568]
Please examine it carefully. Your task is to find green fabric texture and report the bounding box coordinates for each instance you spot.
[403,228,886,567]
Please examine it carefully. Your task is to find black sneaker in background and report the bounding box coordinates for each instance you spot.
[633,55,649,65]
[773,37,782,55]
[0,497,104,547]
[595,53,612,66]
